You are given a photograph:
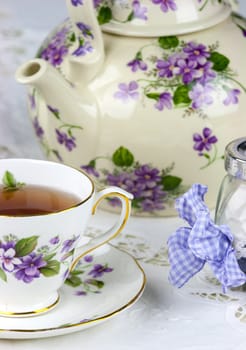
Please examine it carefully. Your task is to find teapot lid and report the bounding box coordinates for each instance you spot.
[99,0,232,37]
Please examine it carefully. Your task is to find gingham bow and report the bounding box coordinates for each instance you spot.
[168,184,246,292]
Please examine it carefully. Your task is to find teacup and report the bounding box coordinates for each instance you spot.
[0,158,133,317]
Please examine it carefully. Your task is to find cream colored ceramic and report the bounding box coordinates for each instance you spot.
[0,158,132,316]
[16,0,246,216]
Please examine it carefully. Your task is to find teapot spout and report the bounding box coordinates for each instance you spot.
[15,58,99,162]
[15,58,74,101]
[15,58,96,108]
[65,0,104,83]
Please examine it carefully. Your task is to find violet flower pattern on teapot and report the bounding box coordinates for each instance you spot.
[115,37,245,118]
[21,0,246,216]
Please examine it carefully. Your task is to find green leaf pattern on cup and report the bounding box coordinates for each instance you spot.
[15,236,39,257]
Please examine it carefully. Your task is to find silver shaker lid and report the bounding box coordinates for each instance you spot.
[225,137,246,180]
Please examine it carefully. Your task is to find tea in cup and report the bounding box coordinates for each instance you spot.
[0,158,132,317]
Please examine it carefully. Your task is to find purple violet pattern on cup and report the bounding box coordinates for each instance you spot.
[0,234,79,284]
[15,253,47,283]
[50,236,60,245]
[0,244,21,273]
[61,236,80,254]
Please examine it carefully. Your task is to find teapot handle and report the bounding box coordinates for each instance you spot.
[65,0,104,82]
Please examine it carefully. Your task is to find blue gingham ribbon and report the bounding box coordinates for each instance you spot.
[168,184,246,292]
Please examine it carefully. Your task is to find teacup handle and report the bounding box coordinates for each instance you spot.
[70,186,133,270]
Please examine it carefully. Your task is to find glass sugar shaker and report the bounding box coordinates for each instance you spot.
[215,137,246,273]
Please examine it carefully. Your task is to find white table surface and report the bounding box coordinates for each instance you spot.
[1,1,246,349]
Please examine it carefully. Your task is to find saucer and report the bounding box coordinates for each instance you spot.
[0,244,146,339]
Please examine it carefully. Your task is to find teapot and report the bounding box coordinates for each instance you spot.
[16,0,246,216]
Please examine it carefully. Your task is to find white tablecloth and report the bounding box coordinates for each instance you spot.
[1,1,246,349]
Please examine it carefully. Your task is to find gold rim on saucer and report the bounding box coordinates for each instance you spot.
[0,246,146,337]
